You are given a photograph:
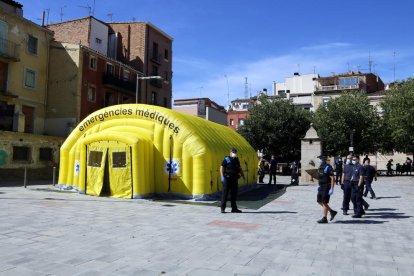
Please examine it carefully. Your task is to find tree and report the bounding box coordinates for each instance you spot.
[237,98,312,160]
[313,91,382,156]
[381,78,414,153]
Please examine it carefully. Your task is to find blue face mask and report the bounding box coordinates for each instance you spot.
[346,159,351,165]
[319,159,323,165]
[351,160,356,165]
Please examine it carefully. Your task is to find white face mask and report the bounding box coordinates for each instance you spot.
[231,153,237,158]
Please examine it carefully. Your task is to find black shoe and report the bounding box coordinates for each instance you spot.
[363,194,367,197]
[231,209,242,213]
[330,210,338,221]
[371,196,377,199]
[364,204,370,210]
[221,209,225,213]
[361,210,366,215]
[343,211,348,215]
[352,214,362,218]
[317,217,328,223]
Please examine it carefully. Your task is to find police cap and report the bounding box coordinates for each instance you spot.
[317,155,327,160]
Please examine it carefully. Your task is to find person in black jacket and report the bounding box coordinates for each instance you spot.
[220,148,245,213]
[268,155,277,185]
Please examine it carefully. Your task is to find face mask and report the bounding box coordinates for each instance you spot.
[351,160,356,165]
[346,159,351,165]
[319,159,323,165]
[231,153,237,158]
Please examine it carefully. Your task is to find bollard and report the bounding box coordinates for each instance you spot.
[52,166,56,186]
[24,166,27,188]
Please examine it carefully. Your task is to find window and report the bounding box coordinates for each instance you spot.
[339,77,359,86]
[105,92,115,107]
[88,151,103,167]
[13,146,30,161]
[163,97,168,107]
[322,96,330,107]
[24,69,36,88]
[164,49,169,60]
[151,92,157,105]
[123,70,130,81]
[39,148,53,161]
[112,152,126,168]
[152,42,159,58]
[152,65,158,76]
[242,104,248,110]
[230,119,234,126]
[28,35,38,55]
[95,37,102,44]
[89,55,97,70]
[106,63,114,75]
[88,85,96,102]
[239,119,245,126]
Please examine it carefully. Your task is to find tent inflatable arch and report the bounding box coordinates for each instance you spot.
[58,104,258,199]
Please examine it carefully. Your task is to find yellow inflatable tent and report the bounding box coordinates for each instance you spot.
[58,104,258,199]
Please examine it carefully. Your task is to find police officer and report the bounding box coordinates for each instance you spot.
[334,157,343,185]
[268,155,277,185]
[341,154,353,215]
[363,159,377,199]
[350,155,368,218]
[220,148,245,213]
[316,155,337,223]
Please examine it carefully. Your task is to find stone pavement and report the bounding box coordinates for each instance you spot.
[0,175,413,276]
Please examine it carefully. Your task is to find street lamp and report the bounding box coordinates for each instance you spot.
[135,75,163,104]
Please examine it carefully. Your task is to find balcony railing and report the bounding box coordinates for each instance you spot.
[0,37,19,61]
[102,73,136,93]
[316,84,359,91]
[150,78,163,88]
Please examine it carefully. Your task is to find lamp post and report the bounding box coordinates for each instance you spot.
[135,75,163,104]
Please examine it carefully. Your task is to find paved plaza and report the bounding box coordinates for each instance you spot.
[0,175,413,275]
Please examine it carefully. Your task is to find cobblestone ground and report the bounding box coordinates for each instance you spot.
[0,175,413,275]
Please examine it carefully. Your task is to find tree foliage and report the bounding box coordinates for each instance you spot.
[237,98,312,160]
[381,78,414,153]
[313,91,382,156]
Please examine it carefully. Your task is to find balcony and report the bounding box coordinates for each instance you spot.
[150,49,162,65]
[0,37,19,62]
[150,78,163,88]
[102,73,136,93]
[316,84,359,91]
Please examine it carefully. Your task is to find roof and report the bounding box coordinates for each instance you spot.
[109,21,174,41]
[174,98,225,110]
[1,0,22,8]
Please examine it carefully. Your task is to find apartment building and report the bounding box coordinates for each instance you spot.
[0,0,53,134]
[47,17,173,113]
[173,98,227,125]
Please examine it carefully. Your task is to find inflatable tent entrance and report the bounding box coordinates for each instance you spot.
[58,104,258,199]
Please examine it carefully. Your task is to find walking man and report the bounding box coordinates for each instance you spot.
[268,155,277,185]
[220,148,245,213]
[363,159,377,199]
[316,155,337,223]
[341,154,353,215]
[350,156,367,218]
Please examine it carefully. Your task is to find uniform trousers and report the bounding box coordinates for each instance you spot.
[221,176,239,210]
[364,178,376,198]
[342,180,352,211]
[351,181,366,215]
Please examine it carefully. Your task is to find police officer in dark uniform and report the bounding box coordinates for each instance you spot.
[341,154,353,215]
[350,155,367,218]
[316,155,337,223]
[220,148,245,213]
[334,157,343,185]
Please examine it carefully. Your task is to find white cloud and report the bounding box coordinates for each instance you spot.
[173,44,414,106]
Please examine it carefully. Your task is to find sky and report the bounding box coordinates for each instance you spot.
[20,0,414,107]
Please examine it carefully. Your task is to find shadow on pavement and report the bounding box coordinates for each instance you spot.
[334,220,388,224]
[363,212,412,219]
[237,184,286,210]
[376,196,402,199]
[241,211,297,214]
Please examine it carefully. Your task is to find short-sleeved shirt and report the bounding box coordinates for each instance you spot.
[318,164,334,186]
[364,165,376,181]
[343,164,354,181]
[222,156,241,178]
[351,163,366,182]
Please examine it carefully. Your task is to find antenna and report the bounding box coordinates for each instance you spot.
[92,0,95,16]
[224,75,230,105]
[60,5,66,22]
[79,5,92,16]
[393,51,399,82]
[107,12,114,22]
[244,77,248,99]
[368,51,373,73]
